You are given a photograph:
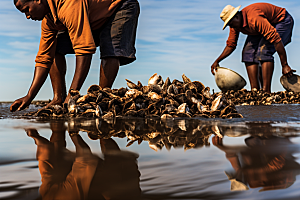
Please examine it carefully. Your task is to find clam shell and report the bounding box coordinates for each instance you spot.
[148,92,162,102]
[182,73,192,84]
[193,81,205,93]
[162,77,171,92]
[125,89,143,98]
[203,87,211,99]
[148,73,162,85]
[35,108,52,117]
[178,103,190,114]
[76,94,90,104]
[117,87,127,97]
[68,98,78,114]
[87,85,101,95]
[167,84,178,96]
[149,84,162,94]
[211,94,223,111]
[125,79,139,89]
[69,89,80,96]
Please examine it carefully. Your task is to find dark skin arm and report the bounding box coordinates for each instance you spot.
[211,46,235,75]
[274,40,295,77]
[10,66,49,112]
[64,54,92,104]
[10,54,92,112]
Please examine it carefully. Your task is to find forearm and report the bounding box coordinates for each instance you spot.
[27,67,50,99]
[215,46,235,63]
[274,41,288,67]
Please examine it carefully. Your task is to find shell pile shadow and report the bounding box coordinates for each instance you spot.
[24,73,243,119]
[67,118,300,151]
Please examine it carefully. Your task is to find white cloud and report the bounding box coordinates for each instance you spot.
[7,41,39,50]
[1,0,300,101]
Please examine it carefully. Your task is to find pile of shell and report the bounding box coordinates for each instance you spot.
[224,88,300,105]
[24,73,243,119]
[68,118,223,151]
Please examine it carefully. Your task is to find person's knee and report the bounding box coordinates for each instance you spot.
[101,57,120,69]
[245,62,258,68]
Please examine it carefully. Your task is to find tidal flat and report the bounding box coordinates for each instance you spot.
[0,102,300,200]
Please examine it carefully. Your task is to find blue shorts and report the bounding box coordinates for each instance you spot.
[242,11,294,63]
[56,0,140,66]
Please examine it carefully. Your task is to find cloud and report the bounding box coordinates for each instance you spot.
[7,41,39,50]
[1,0,300,101]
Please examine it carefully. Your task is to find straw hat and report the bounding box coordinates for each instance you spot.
[220,5,241,30]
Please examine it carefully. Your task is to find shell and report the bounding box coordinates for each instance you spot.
[211,94,223,111]
[148,73,162,85]
[148,92,163,102]
[125,79,139,89]
[35,108,52,117]
[182,73,192,84]
[87,85,101,95]
[69,89,80,96]
[125,89,143,99]
[26,72,244,120]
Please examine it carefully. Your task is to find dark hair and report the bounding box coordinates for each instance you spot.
[13,0,33,5]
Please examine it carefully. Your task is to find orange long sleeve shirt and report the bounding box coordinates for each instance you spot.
[226,3,286,49]
[35,0,123,69]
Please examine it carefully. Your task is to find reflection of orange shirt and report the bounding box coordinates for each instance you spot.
[226,3,286,48]
[35,0,123,69]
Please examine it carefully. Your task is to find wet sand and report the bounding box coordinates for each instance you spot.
[0,103,300,200]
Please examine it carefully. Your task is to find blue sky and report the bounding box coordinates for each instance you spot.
[1,0,300,101]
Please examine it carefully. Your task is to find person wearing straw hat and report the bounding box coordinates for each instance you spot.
[211,3,295,93]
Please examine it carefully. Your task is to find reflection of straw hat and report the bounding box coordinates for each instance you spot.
[220,5,241,30]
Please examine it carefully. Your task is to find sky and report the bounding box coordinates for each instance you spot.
[1,0,300,102]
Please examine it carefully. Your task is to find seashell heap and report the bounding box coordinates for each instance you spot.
[224,88,300,105]
[24,73,243,119]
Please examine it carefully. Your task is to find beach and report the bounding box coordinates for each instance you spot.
[1,102,300,200]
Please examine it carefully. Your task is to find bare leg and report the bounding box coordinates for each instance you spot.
[100,138,120,154]
[258,63,263,89]
[260,61,274,93]
[50,121,67,150]
[47,53,67,108]
[245,62,260,90]
[64,54,93,104]
[100,57,120,88]
[70,133,92,157]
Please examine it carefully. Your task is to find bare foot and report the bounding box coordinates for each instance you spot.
[43,98,63,109]
[63,94,71,105]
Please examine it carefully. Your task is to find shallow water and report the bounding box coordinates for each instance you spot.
[0,103,300,200]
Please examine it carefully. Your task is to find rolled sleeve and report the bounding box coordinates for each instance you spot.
[226,28,239,48]
[60,0,96,56]
[35,18,58,69]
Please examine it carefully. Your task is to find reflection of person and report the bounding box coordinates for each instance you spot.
[10,0,140,111]
[26,122,141,199]
[212,135,300,191]
[211,3,295,93]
